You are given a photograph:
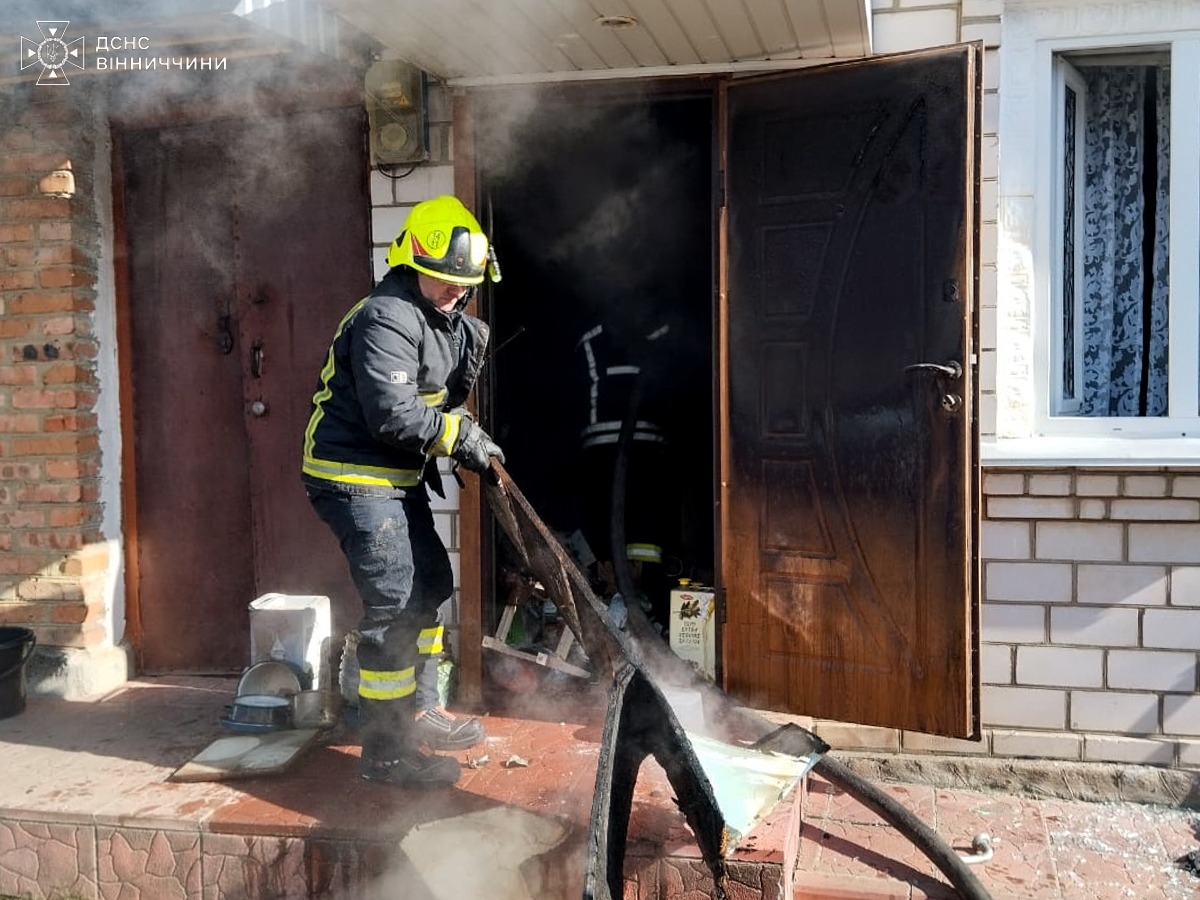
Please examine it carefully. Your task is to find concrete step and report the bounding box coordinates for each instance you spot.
[0,677,811,900]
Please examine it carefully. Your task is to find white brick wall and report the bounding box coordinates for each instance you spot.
[1130,524,1200,563]
[1107,650,1195,692]
[1035,522,1123,561]
[991,729,1080,760]
[1144,609,1200,650]
[988,496,1074,519]
[1170,568,1200,606]
[1163,696,1200,736]
[986,561,1072,602]
[1084,735,1174,765]
[983,604,1045,643]
[1070,691,1157,733]
[1016,646,1103,687]
[975,469,1200,768]
[1077,565,1166,606]
[982,685,1066,729]
[981,520,1031,559]
[1049,607,1137,647]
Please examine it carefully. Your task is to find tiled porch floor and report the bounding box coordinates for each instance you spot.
[0,676,1197,899]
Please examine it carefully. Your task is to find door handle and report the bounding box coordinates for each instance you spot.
[904,360,961,380]
[250,340,264,379]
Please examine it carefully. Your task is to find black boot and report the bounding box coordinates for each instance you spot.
[415,707,486,751]
[358,696,461,788]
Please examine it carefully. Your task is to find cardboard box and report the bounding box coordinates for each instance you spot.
[249,593,332,690]
[669,584,717,679]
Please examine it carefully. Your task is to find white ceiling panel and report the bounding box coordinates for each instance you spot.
[783,0,834,57]
[665,0,731,64]
[625,0,704,66]
[820,0,872,56]
[295,0,873,83]
[701,0,768,61]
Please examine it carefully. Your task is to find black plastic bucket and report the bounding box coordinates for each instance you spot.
[0,627,36,720]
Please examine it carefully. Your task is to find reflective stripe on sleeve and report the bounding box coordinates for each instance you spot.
[420,388,448,408]
[417,625,444,656]
[626,543,663,563]
[428,413,462,458]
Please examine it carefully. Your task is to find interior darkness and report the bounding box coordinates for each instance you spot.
[481,91,715,614]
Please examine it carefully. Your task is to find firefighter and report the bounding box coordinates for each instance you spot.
[302,195,504,787]
[574,314,673,625]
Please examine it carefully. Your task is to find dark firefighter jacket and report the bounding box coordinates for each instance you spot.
[301,267,490,496]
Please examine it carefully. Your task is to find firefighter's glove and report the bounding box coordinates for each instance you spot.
[451,420,505,473]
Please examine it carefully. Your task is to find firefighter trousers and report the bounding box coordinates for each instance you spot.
[307,485,453,762]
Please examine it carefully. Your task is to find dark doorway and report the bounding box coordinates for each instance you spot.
[467,48,979,739]
[480,91,716,632]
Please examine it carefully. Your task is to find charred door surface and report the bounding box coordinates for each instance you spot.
[123,108,370,672]
[721,46,980,737]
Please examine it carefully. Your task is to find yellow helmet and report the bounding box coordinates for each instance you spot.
[386,195,491,286]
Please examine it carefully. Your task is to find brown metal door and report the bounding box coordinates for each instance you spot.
[720,45,981,737]
[122,107,370,672]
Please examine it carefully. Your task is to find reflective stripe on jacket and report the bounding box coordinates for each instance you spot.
[301,268,490,494]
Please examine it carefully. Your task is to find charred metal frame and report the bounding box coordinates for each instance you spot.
[484,464,828,900]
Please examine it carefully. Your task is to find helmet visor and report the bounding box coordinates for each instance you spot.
[409,225,487,285]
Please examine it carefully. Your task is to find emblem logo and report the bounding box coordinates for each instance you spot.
[21,21,84,85]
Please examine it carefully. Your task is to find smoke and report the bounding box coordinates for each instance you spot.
[475,83,703,320]
[395,806,571,900]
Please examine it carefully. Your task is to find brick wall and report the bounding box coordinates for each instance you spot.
[0,84,113,652]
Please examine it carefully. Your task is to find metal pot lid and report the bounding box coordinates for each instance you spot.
[236,661,302,698]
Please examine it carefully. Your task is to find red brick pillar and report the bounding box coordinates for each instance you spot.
[0,84,111,656]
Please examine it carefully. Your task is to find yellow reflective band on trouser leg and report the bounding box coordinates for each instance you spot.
[358,666,417,701]
[626,543,663,564]
[417,625,444,656]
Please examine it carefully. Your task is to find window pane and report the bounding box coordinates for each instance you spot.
[1078,64,1170,417]
[1061,84,1077,402]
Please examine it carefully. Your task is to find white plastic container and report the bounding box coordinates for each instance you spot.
[249,593,332,691]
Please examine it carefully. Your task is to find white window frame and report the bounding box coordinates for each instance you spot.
[1050,56,1087,417]
[989,1,1200,465]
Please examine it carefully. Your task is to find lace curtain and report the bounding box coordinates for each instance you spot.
[1080,65,1170,416]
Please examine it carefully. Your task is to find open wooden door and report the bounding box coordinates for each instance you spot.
[719,45,981,738]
